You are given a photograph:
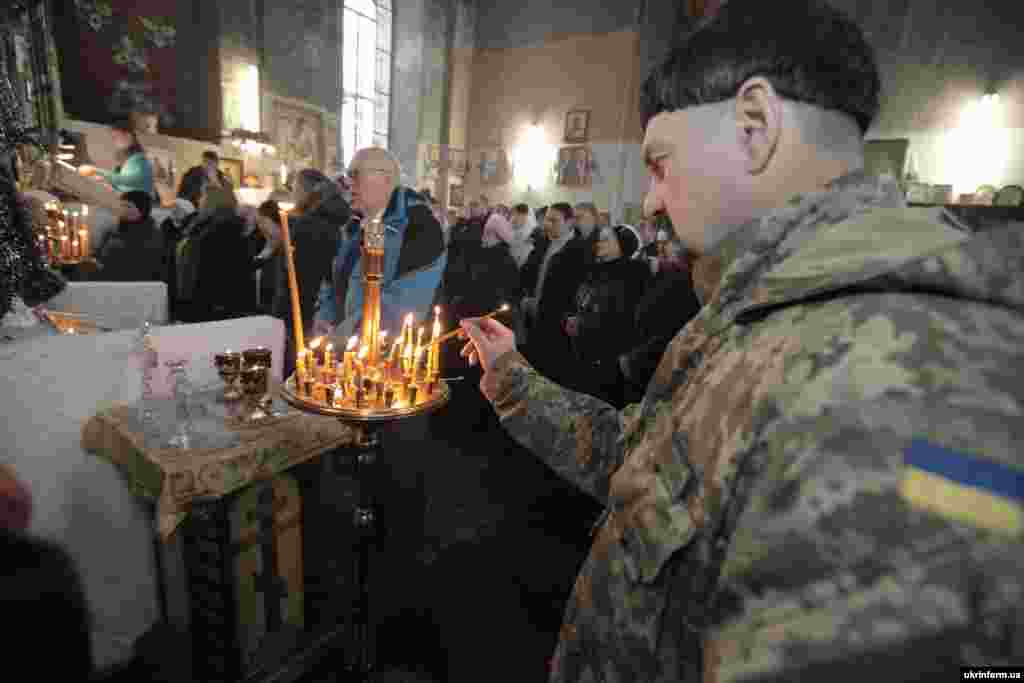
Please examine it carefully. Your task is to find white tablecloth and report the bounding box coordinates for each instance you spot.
[0,315,284,671]
[47,281,169,330]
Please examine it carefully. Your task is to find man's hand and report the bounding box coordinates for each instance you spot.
[459,317,516,374]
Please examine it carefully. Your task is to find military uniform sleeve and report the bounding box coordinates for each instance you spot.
[707,296,1024,682]
[483,350,628,503]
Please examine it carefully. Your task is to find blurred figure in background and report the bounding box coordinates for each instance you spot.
[273,169,349,374]
[563,225,650,407]
[89,191,167,283]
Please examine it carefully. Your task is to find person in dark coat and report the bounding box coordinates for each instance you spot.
[252,200,282,314]
[433,210,521,438]
[273,169,349,374]
[563,225,651,408]
[90,191,167,283]
[175,187,254,322]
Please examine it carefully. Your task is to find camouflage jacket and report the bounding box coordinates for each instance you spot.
[481,173,1024,682]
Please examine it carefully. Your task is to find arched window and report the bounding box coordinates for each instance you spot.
[342,0,392,170]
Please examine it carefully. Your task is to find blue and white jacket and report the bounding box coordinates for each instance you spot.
[314,186,446,339]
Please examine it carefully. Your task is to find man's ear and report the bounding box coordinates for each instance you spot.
[734,77,783,175]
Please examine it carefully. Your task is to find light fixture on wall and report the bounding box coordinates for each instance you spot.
[513,124,556,192]
[944,88,1008,197]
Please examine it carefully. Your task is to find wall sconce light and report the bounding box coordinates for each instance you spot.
[944,90,1008,197]
[513,124,556,191]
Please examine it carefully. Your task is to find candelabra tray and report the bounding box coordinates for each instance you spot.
[278,374,449,423]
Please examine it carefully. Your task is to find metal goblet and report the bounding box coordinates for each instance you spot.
[240,364,271,421]
[214,351,243,401]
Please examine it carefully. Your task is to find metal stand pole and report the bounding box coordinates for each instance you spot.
[346,422,381,681]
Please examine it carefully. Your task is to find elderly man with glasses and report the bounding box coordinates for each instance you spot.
[313,147,445,340]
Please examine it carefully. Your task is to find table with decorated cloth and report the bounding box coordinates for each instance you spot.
[81,385,364,683]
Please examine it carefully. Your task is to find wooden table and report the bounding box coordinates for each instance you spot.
[82,388,363,682]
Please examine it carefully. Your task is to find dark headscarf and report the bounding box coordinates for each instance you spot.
[0,72,65,318]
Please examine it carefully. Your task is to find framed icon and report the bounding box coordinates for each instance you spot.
[564,109,590,144]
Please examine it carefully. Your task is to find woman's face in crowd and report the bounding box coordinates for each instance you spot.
[594,227,621,262]
[111,129,134,150]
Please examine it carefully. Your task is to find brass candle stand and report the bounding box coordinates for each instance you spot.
[279,209,448,681]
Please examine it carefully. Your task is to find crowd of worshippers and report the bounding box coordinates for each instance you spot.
[68,149,703,409]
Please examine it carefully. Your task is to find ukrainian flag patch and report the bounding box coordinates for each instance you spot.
[900,439,1023,536]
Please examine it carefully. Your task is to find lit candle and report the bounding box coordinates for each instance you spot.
[415,346,425,381]
[333,386,343,408]
[277,202,304,352]
[428,306,441,377]
[309,336,323,370]
[324,342,334,370]
[78,229,88,259]
[403,313,414,351]
[296,349,307,374]
[71,239,79,259]
[378,330,388,355]
[343,335,358,382]
[414,326,425,366]
[82,205,89,218]
[60,235,69,260]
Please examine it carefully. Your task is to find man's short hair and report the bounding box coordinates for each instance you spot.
[575,202,597,217]
[202,150,219,162]
[513,203,529,214]
[549,202,574,222]
[640,0,880,135]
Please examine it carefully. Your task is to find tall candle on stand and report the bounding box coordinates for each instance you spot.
[343,335,357,382]
[80,205,89,258]
[277,202,304,352]
[427,306,441,377]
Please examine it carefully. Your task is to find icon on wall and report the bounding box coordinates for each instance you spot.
[557,146,592,187]
[564,109,590,144]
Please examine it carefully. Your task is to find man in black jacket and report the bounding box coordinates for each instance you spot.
[90,191,167,283]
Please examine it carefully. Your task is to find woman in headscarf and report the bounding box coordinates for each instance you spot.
[562,224,650,407]
[0,72,65,328]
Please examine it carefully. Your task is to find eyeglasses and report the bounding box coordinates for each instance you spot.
[347,168,390,181]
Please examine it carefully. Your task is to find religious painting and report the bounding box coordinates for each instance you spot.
[557,146,592,187]
[219,157,244,189]
[477,147,512,185]
[54,1,180,130]
[449,183,464,207]
[449,148,467,176]
[271,96,324,173]
[422,144,442,178]
[564,109,590,144]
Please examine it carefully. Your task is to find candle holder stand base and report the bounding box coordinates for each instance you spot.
[279,375,448,681]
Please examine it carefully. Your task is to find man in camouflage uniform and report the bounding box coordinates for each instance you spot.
[459,1,1024,681]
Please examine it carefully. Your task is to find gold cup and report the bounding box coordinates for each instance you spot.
[214,351,244,401]
[240,364,271,420]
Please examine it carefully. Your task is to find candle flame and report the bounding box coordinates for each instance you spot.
[82,206,89,217]
[358,346,368,360]
[278,202,295,212]
[500,303,510,311]
[78,229,87,235]
[434,305,440,315]
[380,330,388,339]
[310,336,323,350]
[347,335,358,351]
[405,313,414,325]
[325,342,334,352]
